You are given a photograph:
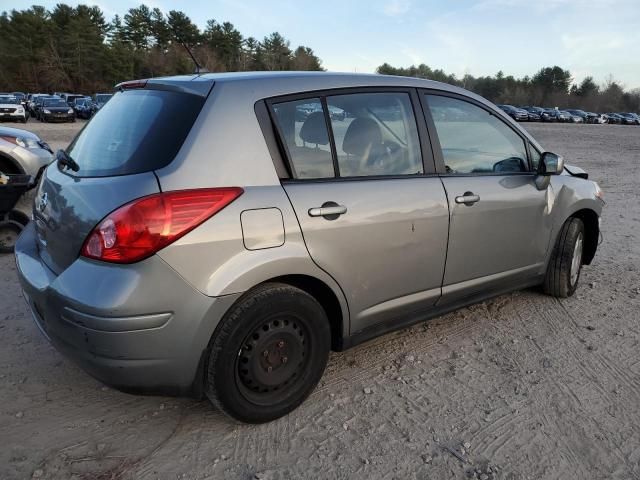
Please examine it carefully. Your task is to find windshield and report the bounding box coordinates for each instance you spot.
[95,94,113,103]
[0,96,18,104]
[45,99,69,107]
[66,89,205,177]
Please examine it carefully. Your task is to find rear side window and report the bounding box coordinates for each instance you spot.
[272,98,334,179]
[271,91,423,179]
[67,89,204,177]
[327,92,423,177]
[426,95,528,174]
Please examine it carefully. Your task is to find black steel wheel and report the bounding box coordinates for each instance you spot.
[205,283,331,423]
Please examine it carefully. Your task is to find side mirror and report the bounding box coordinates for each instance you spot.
[537,152,564,176]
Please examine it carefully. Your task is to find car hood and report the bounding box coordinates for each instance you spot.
[0,103,20,109]
[0,125,40,141]
[43,106,71,112]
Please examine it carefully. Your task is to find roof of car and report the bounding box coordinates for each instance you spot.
[143,70,476,99]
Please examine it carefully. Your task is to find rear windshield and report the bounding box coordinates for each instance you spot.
[45,99,68,107]
[66,89,205,177]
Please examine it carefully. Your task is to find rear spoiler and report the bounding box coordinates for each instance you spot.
[114,77,214,98]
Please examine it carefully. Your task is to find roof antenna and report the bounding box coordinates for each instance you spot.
[168,22,208,74]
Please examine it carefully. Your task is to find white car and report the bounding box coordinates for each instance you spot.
[0,94,27,123]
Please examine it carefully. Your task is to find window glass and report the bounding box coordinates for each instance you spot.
[272,98,334,179]
[426,95,528,174]
[529,144,541,170]
[67,89,204,177]
[327,92,423,177]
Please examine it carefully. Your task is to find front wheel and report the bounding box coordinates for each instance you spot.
[544,217,585,298]
[205,283,331,423]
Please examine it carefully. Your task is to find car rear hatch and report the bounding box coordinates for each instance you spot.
[33,77,214,274]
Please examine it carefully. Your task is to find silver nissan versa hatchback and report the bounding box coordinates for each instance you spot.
[15,72,604,423]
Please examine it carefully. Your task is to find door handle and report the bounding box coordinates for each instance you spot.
[308,202,347,219]
[455,192,480,206]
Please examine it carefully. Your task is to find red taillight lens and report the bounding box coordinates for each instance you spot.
[81,188,243,263]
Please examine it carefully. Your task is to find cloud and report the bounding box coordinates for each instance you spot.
[383,0,411,17]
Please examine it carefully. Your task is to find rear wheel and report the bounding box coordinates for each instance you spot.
[543,217,585,298]
[205,283,331,423]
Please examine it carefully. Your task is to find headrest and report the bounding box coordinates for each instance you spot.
[299,112,329,145]
[342,117,382,156]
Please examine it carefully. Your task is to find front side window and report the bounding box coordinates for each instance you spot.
[272,98,334,179]
[326,92,423,177]
[426,95,528,174]
[529,144,542,171]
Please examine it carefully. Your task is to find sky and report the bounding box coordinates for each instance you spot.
[6,0,640,89]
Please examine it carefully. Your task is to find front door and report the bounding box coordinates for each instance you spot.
[270,91,450,333]
[423,93,551,301]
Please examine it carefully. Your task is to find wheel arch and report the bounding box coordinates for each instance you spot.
[0,152,25,174]
[571,208,599,265]
[260,274,346,352]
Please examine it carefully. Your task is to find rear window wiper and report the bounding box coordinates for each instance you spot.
[56,149,80,172]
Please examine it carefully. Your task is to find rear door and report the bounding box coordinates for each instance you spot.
[33,85,209,274]
[422,92,551,302]
[270,90,449,334]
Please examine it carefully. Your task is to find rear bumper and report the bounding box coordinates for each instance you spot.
[15,222,241,395]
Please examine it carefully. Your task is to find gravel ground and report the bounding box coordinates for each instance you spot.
[1,121,639,480]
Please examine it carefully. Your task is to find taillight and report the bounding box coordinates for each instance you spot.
[81,188,243,263]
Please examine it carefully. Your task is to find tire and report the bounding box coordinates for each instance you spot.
[205,283,331,423]
[0,220,23,253]
[543,217,585,298]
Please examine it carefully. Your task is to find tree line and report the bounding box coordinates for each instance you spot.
[0,4,324,93]
[377,63,640,113]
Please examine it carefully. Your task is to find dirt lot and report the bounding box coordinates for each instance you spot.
[1,121,639,480]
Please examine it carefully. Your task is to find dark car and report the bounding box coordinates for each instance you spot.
[33,95,59,119]
[555,110,573,122]
[541,109,568,122]
[73,97,93,119]
[39,98,75,123]
[566,109,589,123]
[584,112,600,124]
[619,113,640,125]
[498,104,529,121]
[63,94,86,107]
[91,93,113,115]
[604,113,621,124]
[521,107,542,121]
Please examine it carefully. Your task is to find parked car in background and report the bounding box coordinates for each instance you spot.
[63,94,86,107]
[15,72,603,423]
[0,125,53,175]
[38,98,75,123]
[0,95,27,123]
[33,95,59,119]
[544,109,572,123]
[523,106,546,121]
[564,110,586,123]
[605,113,622,124]
[27,94,49,116]
[619,113,640,125]
[73,97,93,119]
[593,113,608,124]
[522,107,541,121]
[498,104,529,121]
[566,109,589,123]
[91,93,113,115]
